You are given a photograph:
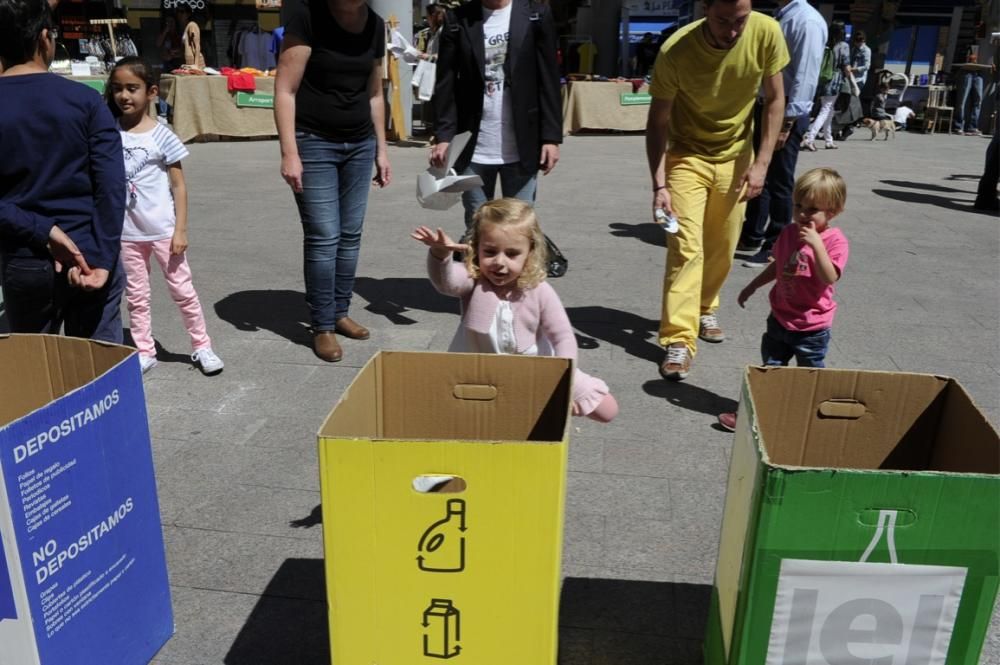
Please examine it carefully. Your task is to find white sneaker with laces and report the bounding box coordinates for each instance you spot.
[660,345,691,381]
[192,348,224,375]
[698,313,725,343]
[139,355,158,374]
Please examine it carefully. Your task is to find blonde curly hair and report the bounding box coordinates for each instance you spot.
[465,199,549,290]
[794,167,847,215]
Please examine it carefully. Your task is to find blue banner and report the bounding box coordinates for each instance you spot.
[0,355,172,664]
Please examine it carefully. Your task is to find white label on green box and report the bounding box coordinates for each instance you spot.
[767,559,967,665]
[235,92,274,109]
[620,93,651,106]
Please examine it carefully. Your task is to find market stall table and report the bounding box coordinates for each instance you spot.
[160,74,277,143]
[561,80,650,135]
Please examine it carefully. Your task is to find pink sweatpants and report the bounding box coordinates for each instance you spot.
[121,238,211,357]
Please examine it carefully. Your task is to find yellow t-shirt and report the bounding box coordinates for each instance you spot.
[649,12,789,161]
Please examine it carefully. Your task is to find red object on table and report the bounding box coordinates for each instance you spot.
[221,67,256,93]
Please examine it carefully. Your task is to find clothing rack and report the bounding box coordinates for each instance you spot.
[89,18,128,58]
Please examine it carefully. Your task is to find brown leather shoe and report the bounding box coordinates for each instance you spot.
[313,331,342,362]
[334,317,370,340]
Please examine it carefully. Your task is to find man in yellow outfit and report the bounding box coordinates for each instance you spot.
[645,0,788,380]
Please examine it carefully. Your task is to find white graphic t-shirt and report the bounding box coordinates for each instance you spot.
[472,3,519,165]
[119,123,189,241]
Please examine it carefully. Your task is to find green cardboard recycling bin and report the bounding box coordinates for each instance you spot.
[705,367,999,665]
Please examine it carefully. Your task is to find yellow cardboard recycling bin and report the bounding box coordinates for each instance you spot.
[318,351,573,664]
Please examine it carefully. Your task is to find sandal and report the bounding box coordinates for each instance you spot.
[824,141,838,149]
[801,140,817,152]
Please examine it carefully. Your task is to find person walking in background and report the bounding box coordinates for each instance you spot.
[275,0,392,363]
[0,0,126,343]
[718,168,849,431]
[430,0,562,231]
[849,29,871,89]
[107,58,224,376]
[802,21,849,151]
[412,199,618,422]
[645,0,789,381]
[738,0,826,268]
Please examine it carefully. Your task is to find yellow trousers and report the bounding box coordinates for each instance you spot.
[659,151,750,356]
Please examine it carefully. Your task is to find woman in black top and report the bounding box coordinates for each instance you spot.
[275,0,391,362]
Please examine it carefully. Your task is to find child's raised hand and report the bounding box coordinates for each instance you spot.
[411,226,469,259]
[797,221,822,249]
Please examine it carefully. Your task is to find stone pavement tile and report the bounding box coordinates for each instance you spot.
[984,609,1000,665]
[168,478,320,540]
[246,413,328,449]
[163,525,322,596]
[559,576,710,640]
[165,437,320,493]
[567,434,605,473]
[557,628,595,665]
[835,323,999,366]
[602,516,717,582]
[567,471,671,520]
[601,437,727,481]
[578,630,703,665]
[141,361,320,414]
[563,512,605,567]
[888,350,1000,392]
[150,580,328,665]
[148,409,271,446]
[562,564,675,584]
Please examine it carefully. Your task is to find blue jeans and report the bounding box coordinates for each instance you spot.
[293,132,376,331]
[461,162,538,229]
[760,315,830,368]
[741,110,809,251]
[1,254,125,343]
[955,72,984,132]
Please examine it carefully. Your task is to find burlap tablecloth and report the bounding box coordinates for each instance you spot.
[161,75,277,143]
[561,80,650,135]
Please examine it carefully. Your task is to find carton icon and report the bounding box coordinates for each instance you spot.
[423,598,461,658]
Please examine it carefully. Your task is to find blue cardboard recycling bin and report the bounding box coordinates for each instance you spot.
[0,335,173,665]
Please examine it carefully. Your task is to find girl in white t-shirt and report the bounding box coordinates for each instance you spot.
[107,58,223,375]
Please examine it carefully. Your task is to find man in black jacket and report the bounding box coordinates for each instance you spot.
[430,0,561,229]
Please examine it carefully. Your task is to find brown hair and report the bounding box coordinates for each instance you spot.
[465,198,548,289]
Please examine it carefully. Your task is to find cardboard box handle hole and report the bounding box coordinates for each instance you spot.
[452,383,498,401]
[858,508,916,527]
[818,399,867,419]
[412,475,467,494]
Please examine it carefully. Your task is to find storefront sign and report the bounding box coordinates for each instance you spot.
[162,0,206,10]
[620,93,651,106]
[256,0,282,8]
[235,92,275,109]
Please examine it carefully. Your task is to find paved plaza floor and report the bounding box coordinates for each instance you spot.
[84,129,998,664]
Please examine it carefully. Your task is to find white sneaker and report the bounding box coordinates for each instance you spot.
[192,348,224,375]
[139,355,158,374]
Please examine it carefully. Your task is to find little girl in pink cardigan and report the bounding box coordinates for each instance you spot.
[412,198,618,423]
